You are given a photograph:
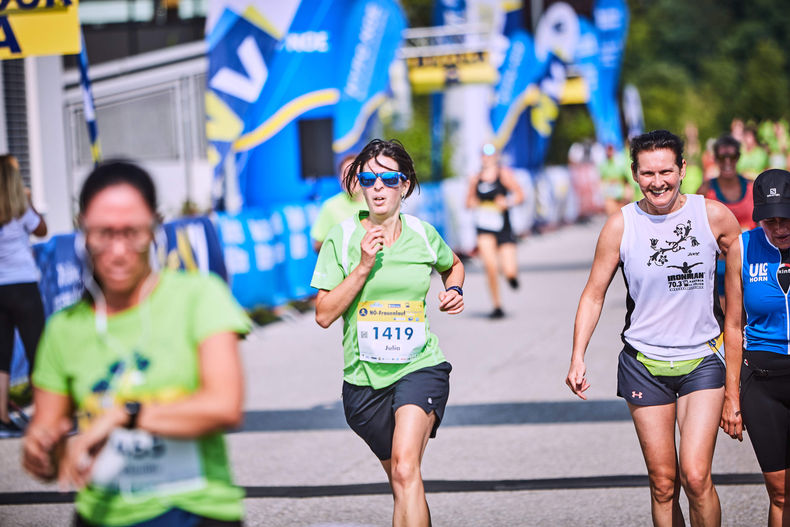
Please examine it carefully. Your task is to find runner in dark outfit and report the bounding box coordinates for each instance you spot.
[466,143,524,319]
[722,168,790,527]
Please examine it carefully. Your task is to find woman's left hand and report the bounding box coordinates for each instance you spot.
[720,392,743,441]
[438,289,464,314]
[59,407,125,490]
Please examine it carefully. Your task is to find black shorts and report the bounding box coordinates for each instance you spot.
[617,345,725,406]
[342,362,452,461]
[0,282,45,373]
[740,350,790,473]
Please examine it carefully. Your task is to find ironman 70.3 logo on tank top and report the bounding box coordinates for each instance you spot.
[646,220,705,292]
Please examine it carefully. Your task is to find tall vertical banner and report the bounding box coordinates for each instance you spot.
[491,2,577,171]
[205,1,299,208]
[491,0,628,166]
[587,0,628,148]
[332,0,406,155]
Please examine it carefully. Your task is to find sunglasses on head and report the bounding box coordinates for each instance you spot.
[356,171,407,188]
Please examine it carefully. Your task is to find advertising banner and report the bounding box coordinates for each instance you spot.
[406,51,498,94]
[215,205,319,309]
[0,0,80,59]
[333,0,406,155]
[233,0,405,209]
[206,1,299,206]
[587,0,628,148]
[492,2,578,171]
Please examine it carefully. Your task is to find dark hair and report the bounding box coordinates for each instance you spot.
[713,134,741,158]
[630,130,684,171]
[343,139,420,198]
[79,160,157,215]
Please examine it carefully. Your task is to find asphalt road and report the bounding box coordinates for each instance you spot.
[0,217,767,526]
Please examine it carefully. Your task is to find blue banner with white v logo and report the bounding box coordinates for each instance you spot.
[206,0,405,211]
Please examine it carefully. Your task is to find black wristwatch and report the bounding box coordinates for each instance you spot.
[445,285,463,296]
[123,401,142,429]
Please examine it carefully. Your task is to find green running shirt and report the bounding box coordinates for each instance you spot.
[32,270,251,526]
[311,211,454,389]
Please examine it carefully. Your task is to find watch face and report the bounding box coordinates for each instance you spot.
[124,401,141,428]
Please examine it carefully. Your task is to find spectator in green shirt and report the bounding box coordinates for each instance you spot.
[310,154,367,253]
[737,126,769,180]
[22,161,249,527]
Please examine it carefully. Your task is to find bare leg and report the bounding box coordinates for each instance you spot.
[0,371,9,422]
[390,404,435,527]
[629,402,685,527]
[498,243,518,283]
[763,469,790,527]
[676,387,724,527]
[477,234,501,311]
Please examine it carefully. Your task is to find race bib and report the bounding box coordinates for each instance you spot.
[357,300,427,363]
[91,429,206,497]
[475,202,505,231]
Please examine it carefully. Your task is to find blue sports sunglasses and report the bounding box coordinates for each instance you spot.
[356,171,407,188]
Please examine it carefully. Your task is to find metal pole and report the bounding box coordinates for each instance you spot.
[531,0,543,32]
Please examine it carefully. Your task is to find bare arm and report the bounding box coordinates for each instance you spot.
[500,168,525,206]
[466,176,480,209]
[22,389,73,481]
[315,226,383,328]
[25,189,47,236]
[706,198,741,257]
[438,252,465,314]
[721,239,744,441]
[58,331,245,488]
[136,331,244,435]
[565,212,624,399]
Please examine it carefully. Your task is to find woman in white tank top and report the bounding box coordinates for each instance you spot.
[565,130,741,526]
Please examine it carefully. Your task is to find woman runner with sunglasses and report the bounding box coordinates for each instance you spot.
[311,139,464,527]
[22,161,249,526]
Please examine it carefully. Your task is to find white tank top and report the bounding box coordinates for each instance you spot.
[619,194,723,360]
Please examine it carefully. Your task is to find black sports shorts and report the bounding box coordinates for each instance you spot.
[342,361,451,461]
[476,212,516,246]
[740,350,790,473]
[617,345,724,406]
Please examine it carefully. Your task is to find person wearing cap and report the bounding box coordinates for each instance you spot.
[721,168,790,526]
[567,130,741,526]
[465,143,524,319]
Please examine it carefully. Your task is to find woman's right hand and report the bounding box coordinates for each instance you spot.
[566,359,590,400]
[22,418,71,481]
[359,226,384,271]
[720,392,743,441]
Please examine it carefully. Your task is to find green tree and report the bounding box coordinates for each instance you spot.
[735,39,789,121]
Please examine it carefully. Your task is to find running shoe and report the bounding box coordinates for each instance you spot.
[0,419,24,438]
[507,277,520,290]
[489,307,505,319]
